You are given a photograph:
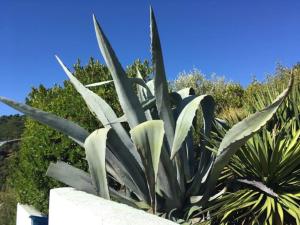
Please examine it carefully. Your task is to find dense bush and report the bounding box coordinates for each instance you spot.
[171,69,245,114]
[9,58,150,212]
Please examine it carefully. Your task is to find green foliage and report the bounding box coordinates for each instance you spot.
[172,69,245,114]
[0,115,25,140]
[207,66,300,225]
[210,119,300,224]
[0,115,24,225]
[0,191,17,225]
[0,9,292,225]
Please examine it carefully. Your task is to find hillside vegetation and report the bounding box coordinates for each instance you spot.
[0,114,25,225]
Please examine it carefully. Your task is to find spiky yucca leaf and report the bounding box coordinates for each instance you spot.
[200,74,293,205]
[210,120,300,224]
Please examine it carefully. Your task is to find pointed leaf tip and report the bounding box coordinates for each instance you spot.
[92,14,97,25]
[150,5,154,15]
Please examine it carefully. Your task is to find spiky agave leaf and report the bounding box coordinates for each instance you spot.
[150,7,187,196]
[0,96,149,202]
[55,57,151,198]
[84,128,110,199]
[150,7,175,149]
[47,161,150,209]
[46,161,96,195]
[0,97,89,146]
[170,95,215,159]
[93,15,146,129]
[130,120,165,212]
[55,56,137,156]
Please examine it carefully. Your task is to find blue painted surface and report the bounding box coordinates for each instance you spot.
[30,215,48,225]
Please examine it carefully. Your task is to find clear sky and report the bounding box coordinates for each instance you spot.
[1,0,300,115]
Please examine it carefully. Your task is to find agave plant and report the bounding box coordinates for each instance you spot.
[0,8,293,223]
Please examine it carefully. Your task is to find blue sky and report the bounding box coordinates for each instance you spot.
[1,0,300,115]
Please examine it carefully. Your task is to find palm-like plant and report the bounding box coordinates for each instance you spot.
[208,119,300,225]
[0,8,293,223]
[204,69,300,225]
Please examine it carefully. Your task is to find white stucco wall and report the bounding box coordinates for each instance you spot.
[16,204,43,225]
[49,187,177,225]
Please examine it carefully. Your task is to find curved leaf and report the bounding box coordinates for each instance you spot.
[130,120,165,211]
[47,161,148,209]
[150,7,185,193]
[0,97,89,146]
[170,95,215,159]
[84,128,110,199]
[46,161,96,195]
[177,87,195,99]
[106,130,150,203]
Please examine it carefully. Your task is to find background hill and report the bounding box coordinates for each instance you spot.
[0,114,24,225]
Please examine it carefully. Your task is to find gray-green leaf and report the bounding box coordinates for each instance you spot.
[130,120,165,211]
[0,97,89,146]
[170,95,215,159]
[93,15,146,129]
[84,128,110,199]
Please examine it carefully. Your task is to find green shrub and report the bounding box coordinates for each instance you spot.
[0,191,17,225]
[208,66,300,224]
[172,69,245,114]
